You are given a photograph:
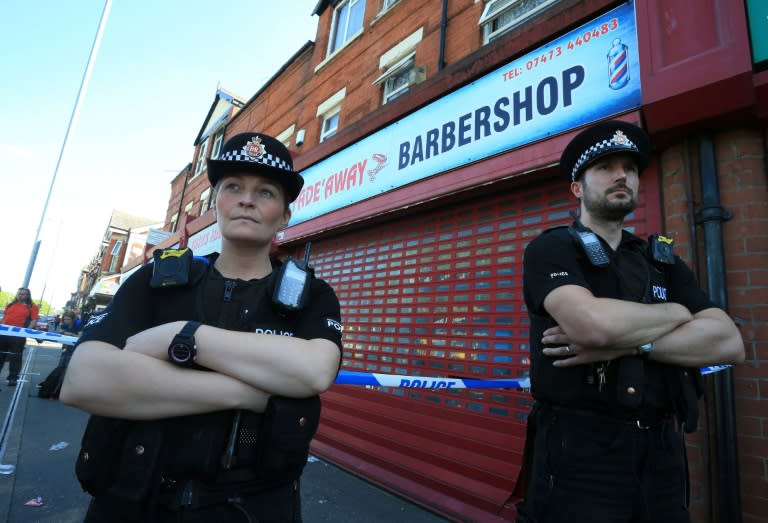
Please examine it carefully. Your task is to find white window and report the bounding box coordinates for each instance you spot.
[479,0,559,44]
[382,0,399,10]
[317,88,346,143]
[320,111,340,142]
[329,0,366,55]
[109,240,122,272]
[211,132,224,160]
[200,188,212,214]
[194,138,209,176]
[184,201,194,215]
[373,29,425,104]
[170,213,179,233]
[374,54,422,104]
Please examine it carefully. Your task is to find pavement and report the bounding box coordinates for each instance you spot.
[0,341,451,523]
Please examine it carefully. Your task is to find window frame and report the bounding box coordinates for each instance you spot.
[194,138,209,177]
[328,0,366,56]
[320,110,340,142]
[200,188,212,214]
[374,53,416,104]
[211,132,224,160]
[479,0,559,44]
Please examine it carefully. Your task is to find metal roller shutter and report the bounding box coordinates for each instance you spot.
[307,175,656,522]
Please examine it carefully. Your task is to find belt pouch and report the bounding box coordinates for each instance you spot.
[76,415,131,497]
[106,421,165,512]
[256,395,321,484]
[162,412,231,480]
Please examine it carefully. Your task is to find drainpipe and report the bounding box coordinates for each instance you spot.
[695,134,741,523]
[438,0,448,71]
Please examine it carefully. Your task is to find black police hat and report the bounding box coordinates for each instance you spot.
[560,120,651,181]
[207,132,304,202]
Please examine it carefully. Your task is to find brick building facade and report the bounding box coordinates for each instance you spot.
[124,1,767,521]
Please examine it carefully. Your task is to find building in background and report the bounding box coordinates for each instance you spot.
[74,209,161,314]
[118,1,767,522]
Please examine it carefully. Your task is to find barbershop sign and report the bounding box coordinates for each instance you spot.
[290,1,641,225]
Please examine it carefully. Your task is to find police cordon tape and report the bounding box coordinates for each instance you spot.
[1,324,731,389]
[335,365,732,389]
[0,324,78,345]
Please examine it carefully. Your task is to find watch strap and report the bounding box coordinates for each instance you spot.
[178,320,202,339]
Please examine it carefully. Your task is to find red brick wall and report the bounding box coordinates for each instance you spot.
[659,127,768,523]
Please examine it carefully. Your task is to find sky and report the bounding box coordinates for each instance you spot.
[0,0,321,310]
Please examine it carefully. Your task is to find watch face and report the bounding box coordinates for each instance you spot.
[170,343,194,364]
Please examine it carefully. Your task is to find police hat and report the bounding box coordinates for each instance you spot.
[560,120,651,181]
[207,132,304,202]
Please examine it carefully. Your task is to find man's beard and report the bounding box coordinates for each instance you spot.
[582,184,637,222]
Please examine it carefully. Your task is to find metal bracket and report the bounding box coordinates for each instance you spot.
[694,205,733,225]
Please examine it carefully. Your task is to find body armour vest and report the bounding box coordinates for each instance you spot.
[527,226,702,432]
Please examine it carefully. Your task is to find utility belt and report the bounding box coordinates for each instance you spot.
[155,476,297,511]
[545,403,674,430]
[76,395,320,514]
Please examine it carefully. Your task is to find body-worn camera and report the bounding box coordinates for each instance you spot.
[648,234,675,265]
[150,248,193,288]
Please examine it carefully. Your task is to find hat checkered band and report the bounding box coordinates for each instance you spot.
[571,130,638,181]
[218,149,292,171]
[218,136,292,172]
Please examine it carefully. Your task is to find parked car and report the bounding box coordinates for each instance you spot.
[35,315,55,331]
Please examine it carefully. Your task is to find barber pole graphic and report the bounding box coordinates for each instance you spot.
[607,37,630,90]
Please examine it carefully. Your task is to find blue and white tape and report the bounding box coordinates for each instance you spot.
[0,324,78,345]
[336,364,732,389]
[335,370,531,389]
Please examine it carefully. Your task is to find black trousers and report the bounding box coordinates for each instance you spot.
[517,405,691,523]
[83,479,302,523]
[0,336,26,381]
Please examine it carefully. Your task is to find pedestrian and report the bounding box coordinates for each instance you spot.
[515,120,745,523]
[0,287,39,386]
[61,132,343,522]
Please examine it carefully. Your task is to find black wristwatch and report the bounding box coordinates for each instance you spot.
[168,321,202,367]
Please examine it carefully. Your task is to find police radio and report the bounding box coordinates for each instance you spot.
[568,228,610,267]
[272,243,312,312]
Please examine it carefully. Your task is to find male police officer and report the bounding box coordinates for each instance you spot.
[517,120,744,522]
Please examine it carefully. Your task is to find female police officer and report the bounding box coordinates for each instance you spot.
[61,132,343,522]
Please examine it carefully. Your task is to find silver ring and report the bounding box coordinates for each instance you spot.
[565,345,571,354]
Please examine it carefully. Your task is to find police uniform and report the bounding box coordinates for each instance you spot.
[516,121,712,523]
[73,133,343,522]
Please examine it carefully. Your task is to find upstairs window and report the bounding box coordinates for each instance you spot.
[320,111,340,142]
[479,0,559,44]
[211,132,224,160]
[317,87,346,143]
[373,29,425,105]
[109,240,123,273]
[374,54,424,104]
[329,0,366,55]
[200,188,212,214]
[170,213,179,233]
[382,0,399,9]
[194,138,209,177]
